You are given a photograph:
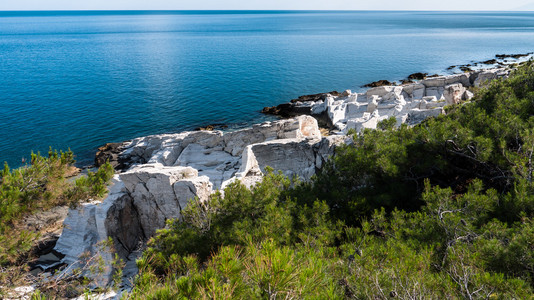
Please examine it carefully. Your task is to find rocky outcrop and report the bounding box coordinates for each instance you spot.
[262,91,341,118]
[52,115,341,287]
[290,91,340,103]
[262,68,512,133]
[363,79,393,88]
[95,142,130,170]
[120,165,212,238]
[408,72,428,80]
[496,52,533,59]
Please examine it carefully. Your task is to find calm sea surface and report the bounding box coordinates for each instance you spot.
[1,11,534,167]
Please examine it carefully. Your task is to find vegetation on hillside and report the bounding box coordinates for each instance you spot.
[129,62,534,299]
[0,149,114,291]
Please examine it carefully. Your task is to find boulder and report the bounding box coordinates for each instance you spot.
[344,111,379,133]
[237,138,319,181]
[290,91,339,103]
[327,101,347,126]
[422,77,446,88]
[419,96,445,110]
[367,95,379,112]
[340,89,352,97]
[345,102,368,119]
[443,84,466,105]
[363,79,393,88]
[464,90,474,100]
[120,164,212,237]
[55,166,213,287]
[406,108,444,125]
[311,100,327,114]
[407,72,427,80]
[122,133,189,166]
[95,142,130,170]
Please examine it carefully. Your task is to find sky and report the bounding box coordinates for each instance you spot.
[0,0,533,11]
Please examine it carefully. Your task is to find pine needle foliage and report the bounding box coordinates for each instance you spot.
[131,62,534,298]
[0,149,114,266]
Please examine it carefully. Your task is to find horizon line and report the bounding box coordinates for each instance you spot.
[0,9,533,12]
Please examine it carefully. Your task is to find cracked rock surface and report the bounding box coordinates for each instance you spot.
[53,115,345,287]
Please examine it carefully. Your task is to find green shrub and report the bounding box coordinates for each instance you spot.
[0,150,114,266]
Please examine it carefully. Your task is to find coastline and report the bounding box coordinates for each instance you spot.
[5,52,534,298]
[94,52,534,170]
[260,54,533,135]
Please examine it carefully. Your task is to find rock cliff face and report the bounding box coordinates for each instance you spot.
[53,116,346,286]
[263,68,510,133]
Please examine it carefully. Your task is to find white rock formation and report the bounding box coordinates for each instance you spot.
[289,68,511,133]
[53,115,339,287]
[120,165,212,238]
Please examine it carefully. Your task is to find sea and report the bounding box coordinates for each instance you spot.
[1,10,534,168]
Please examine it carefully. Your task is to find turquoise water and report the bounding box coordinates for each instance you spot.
[1,11,534,167]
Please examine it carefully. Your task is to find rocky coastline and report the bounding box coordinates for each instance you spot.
[262,53,533,134]
[262,68,514,134]
[16,54,533,298]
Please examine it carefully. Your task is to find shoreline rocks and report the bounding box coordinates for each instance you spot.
[95,142,131,171]
[263,67,513,134]
[363,79,393,88]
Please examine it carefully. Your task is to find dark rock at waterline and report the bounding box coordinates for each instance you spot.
[290,91,339,103]
[265,91,340,118]
[447,65,456,70]
[496,52,533,59]
[262,102,312,118]
[195,123,229,131]
[460,66,473,72]
[95,142,130,171]
[362,79,393,88]
[263,92,335,128]
[481,59,498,65]
[400,79,414,84]
[407,72,427,80]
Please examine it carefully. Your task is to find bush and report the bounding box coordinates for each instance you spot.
[0,149,114,266]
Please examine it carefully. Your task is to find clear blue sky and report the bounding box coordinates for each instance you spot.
[1,0,534,11]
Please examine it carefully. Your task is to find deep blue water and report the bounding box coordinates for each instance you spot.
[1,11,534,168]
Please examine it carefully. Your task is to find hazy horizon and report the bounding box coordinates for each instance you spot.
[1,0,533,12]
[1,9,534,12]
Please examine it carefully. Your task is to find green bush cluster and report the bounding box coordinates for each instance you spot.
[130,170,342,299]
[129,62,534,298]
[0,149,114,266]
